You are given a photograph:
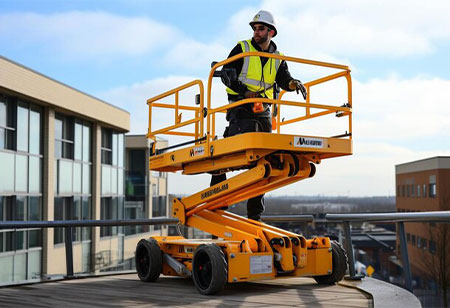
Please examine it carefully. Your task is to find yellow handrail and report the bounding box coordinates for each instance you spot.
[207,52,352,140]
[147,52,352,151]
[147,79,204,141]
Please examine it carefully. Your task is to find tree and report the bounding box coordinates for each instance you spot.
[420,194,450,307]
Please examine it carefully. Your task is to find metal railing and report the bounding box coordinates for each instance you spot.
[146,53,352,154]
[0,218,178,279]
[326,211,450,292]
[3,211,441,293]
[0,215,313,283]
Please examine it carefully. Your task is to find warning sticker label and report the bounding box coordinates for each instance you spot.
[250,255,273,274]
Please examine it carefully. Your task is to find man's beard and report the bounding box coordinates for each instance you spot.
[255,33,269,44]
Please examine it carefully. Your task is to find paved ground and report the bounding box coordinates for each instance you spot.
[0,274,371,307]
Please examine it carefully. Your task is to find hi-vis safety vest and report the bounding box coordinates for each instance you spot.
[226,39,282,99]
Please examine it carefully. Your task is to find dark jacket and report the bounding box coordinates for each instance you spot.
[223,38,295,121]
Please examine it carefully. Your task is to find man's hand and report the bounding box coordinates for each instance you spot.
[244,91,260,98]
[289,79,307,100]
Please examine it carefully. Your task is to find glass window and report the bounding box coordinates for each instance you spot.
[423,184,427,198]
[27,250,41,279]
[28,197,41,221]
[55,117,63,140]
[4,198,13,221]
[101,165,111,195]
[0,196,3,221]
[55,140,62,159]
[118,170,124,195]
[72,197,81,242]
[152,196,167,217]
[13,253,26,281]
[15,196,26,221]
[28,230,41,248]
[0,255,13,282]
[100,198,111,237]
[54,160,58,193]
[29,108,41,155]
[112,133,118,166]
[429,240,436,254]
[74,122,82,161]
[17,104,29,152]
[417,184,421,197]
[101,128,112,164]
[82,125,90,162]
[0,96,15,151]
[15,154,28,192]
[58,160,73,194]
[82,197,91,241]
[82,164,90,194]
[0,99,6,127]
[54,197,64,244]
[55,114,74,159]
[0,127,5,149]
[0,151,15,192]
[29,156,41,193]
[4,231,14,251]
[422,238,427,250]
[429,183,437,198]
[15,231,26,251]
[82,242,90,272]
[73,162,82,194]
[111,167,118,194]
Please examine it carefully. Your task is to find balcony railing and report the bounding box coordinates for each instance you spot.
[326,211,450,292]
[1,211,445,294]
[0,218,178,279]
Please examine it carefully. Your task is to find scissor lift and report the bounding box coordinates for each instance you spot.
[135,52,353,294]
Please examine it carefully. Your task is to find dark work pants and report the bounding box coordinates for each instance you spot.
[210,117,272,221]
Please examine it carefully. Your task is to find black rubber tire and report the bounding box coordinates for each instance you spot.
[192,244,228,295]
[135,238,162,282]
[314,240,348,284]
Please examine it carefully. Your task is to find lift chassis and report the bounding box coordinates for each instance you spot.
[136,52,353,294]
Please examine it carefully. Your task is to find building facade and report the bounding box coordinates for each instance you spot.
[124,135,169,244]
[0,56,168,283]
[395,156,450,285]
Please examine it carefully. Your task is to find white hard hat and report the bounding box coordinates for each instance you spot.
[249,10,277,37]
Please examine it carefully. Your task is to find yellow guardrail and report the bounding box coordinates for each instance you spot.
[146,79,204,145]
[147,52,352,151]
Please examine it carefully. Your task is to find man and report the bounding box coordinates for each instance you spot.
[211,10,307,221]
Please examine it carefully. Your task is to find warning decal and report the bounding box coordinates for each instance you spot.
[250,255,273,274]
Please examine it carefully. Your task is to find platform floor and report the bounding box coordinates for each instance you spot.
[0,273,371,307]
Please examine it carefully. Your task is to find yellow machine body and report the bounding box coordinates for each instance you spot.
[142,52,352,288]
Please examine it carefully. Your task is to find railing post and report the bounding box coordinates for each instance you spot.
[343,221,362,280]
[398,222,413,292]
[64,226,74,278]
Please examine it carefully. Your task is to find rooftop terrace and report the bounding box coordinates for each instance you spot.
[0,273,420,307]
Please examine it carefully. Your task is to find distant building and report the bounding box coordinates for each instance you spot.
[124,135,169,237]
[395,156,450,286]
[0,56,169,284]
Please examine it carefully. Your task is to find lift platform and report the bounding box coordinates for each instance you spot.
[135,52,353,294]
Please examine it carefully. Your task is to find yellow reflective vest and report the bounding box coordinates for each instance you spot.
[226,39,282,99]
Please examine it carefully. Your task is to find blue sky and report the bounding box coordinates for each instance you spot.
[1,0,450,196]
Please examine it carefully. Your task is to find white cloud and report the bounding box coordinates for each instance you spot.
[354,77,450,141]
[251,0,450,57]
[0,11,178,59]
[163,39,229,72]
